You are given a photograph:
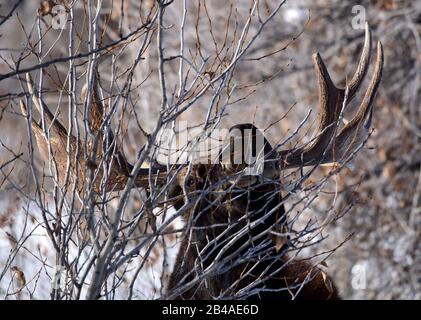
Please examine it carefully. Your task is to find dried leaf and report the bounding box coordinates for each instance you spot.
[38,0,55,16]
[321,271,334,293]
[270,234,289,252]
[5,232,17,244]
[11,266,26,289]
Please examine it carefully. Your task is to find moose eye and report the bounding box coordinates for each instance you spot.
[186,177,195,187]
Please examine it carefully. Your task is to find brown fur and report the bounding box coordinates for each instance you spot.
[167,125,339,300]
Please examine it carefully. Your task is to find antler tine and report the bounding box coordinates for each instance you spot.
[346,22,372,101]
[82,74,133,176]
[20,100,43,134]
[341,41,383,133]
[19,99,29,119]
[82,74,104,134]
[25,72,68,138]
[279,25,382,169]
[328,41,383,162]
[81,73,169,191]
[20,99,57,165]
[24,73,75,165]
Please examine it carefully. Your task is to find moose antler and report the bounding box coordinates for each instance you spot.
[278,23,383,169]
[20,74,82,190]
[21,73,165,193]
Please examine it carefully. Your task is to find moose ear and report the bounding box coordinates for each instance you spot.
[221,123,279,186]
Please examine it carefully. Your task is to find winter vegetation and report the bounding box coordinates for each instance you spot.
[0,0,419,299]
